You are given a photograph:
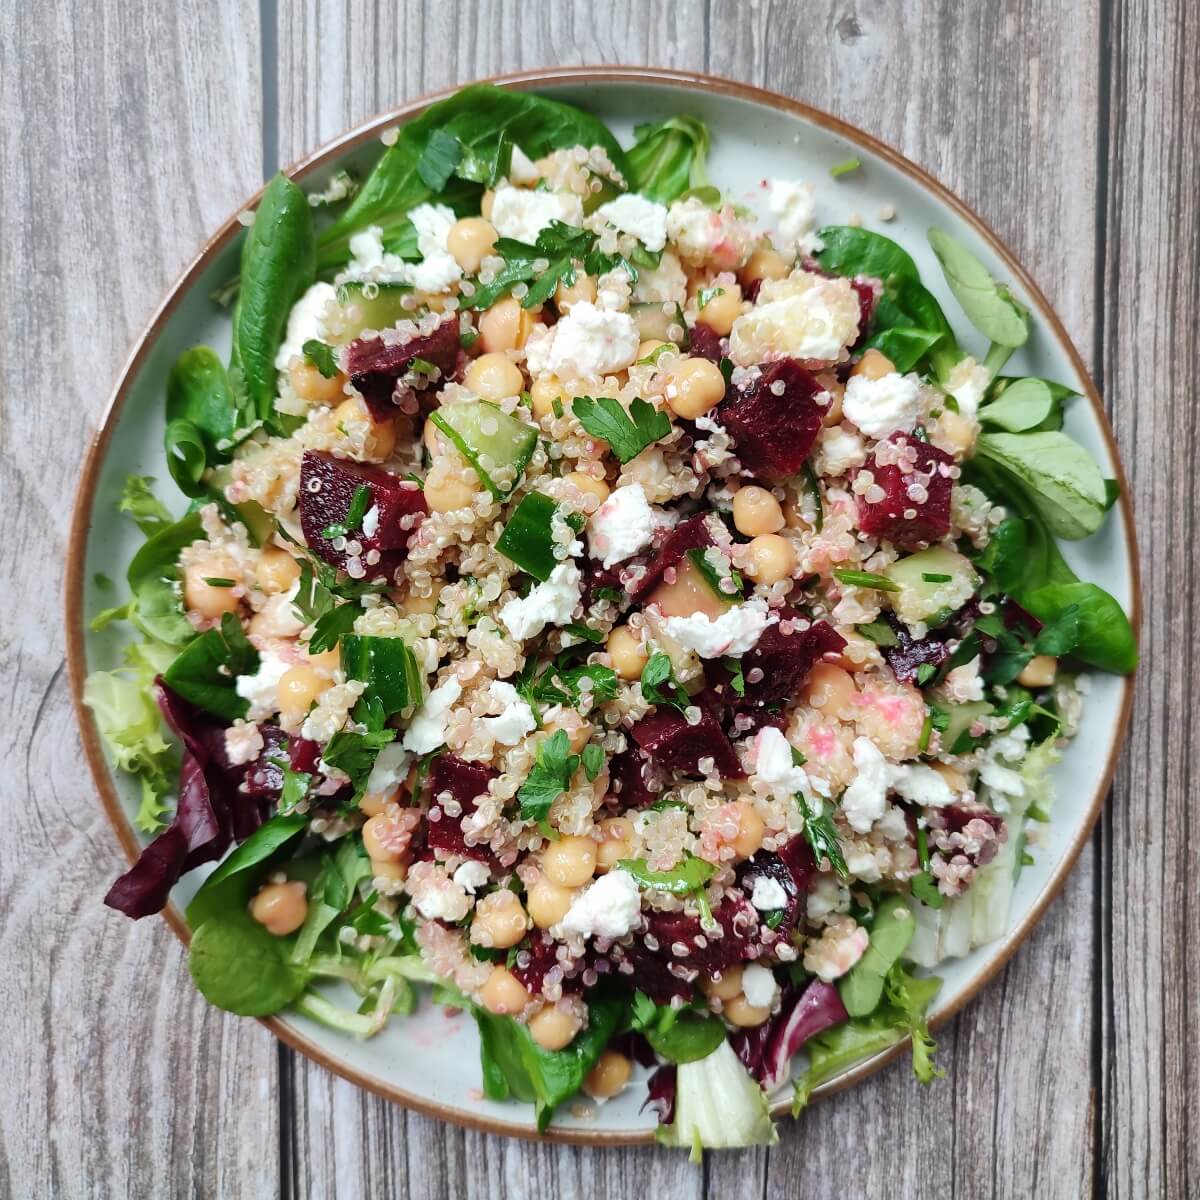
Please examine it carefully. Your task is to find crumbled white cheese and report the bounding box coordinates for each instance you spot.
[499,562,582,640]
[539,301,639,379]
[666,196,756,269]
[767,179,818,254]
[978,725,1031,802]
[409,202,457,257]
[754,726,811,800]
[453,860,491,894]
[360,504,380,539]
[813,424,868,478]
[840,737,891,833]
[274,282,337,369]
[560,869,643,940]
[490,185,584,244]
[728,270,861,366]
[632,249,688,305]
[596,193,669,251]
[235,651,291,722]
[806,874,850,921]
[252,586,306,639]
[661,598,776,658]
[402,676,462,753]
[842,372,926,438]
[480,681,537,745]
[365,741,413,796]
[507,145,540,185]
[889,763,955,808]
[741,962,780,1010]
[414,876,471,922]
[224,719,264,766]
[943,356,992,418]
[588,483,657,568]
[343,216,461,294]
[749,874,789,912]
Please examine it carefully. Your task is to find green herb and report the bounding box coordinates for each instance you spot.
[915,663,937,686]
[723,656,746,697]
[830,158,861,177]
[618,855,715,927]
[563,623,604,644]
[581,744,605,782]
[307,600,362,656]
[636,342,673,366]
[571,395,671,464]
[321,483,372,540]
[921,572,952,583]
[278,763,312,815]
[517,730,578,826]
[162,612,259,719]
[322,726,398,794]
[551,397,564,418]
[797,794,848,879]
[639,652,690,713]
[696,285,725,310]
[94,572,113,590]
[630,993,726,1063]
[302,339,340,378]
[911,871,943,909]
[857,620,899,647]
[832,567,901,592]
[688,547,743,600]
[231,173,316,435]
[625,115,711,204]
[517,656,620,715]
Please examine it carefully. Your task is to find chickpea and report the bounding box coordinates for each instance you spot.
[935,409,978,460]
[479,965,529,1015]
[480,189,496,221]
[358,790,392,818]
[740,245,790,289]
[464,351,525,402]
[255,545,301,595]
[362,813,408,862]
[276,665,328,717]
[730,800,765,860]
[595,817,633,874]
[541,835,597,888]
[288,360,347,406]
[663,356,726,420]
[423,455,480,514]
[732,485,785,536]
[371,859,408,885]
[543,714,592,756]
[183,557,242,620]
[931,762,969,792]
[723,994,772,1027]
[804,663,858,717]
[636,338,668,363]
[250,880,308,937]
[446,216,497,274]
[555,272,596,313]
[528,1004,579,1051]
[607,625,648,681]
[696,283,743,336]
[648,557,730,621]
[850,348,895,381]
[478,296,539,354]
[584,1050,632,1099]
[820,380,845,427]
[746,534,797,586]
[333,396,396,460]
[565,470,610,507]
[529,376,568,420]
[1017,654,1058,688]
[527,879,574,929]
[305,644,340,674]
[399,586,441,616]
[699,965,744,1001]
[471,890,529,949]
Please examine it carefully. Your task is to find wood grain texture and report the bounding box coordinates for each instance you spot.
[0,2,280,1198]
[1099,1,1200,1197]
[3,0,1187,1194]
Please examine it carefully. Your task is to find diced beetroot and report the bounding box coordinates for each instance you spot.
[425,755,498,864]
[631,691,744,780]
[608,746,661,809]
[510,931,587,998]
[927,802,1007,868]
[299,450,427,581]
[855,433,953,548]
[345,314,462,419]
[687,321,726,364]
[288,736,323,774]
[613,892,761,1002]
[580,557,626,610]
[849,276,882,348]
[882,622,952,684]
[241,726,289,798]
[624,514,716,599]
[736,835,815,939]
[719,359,825,480]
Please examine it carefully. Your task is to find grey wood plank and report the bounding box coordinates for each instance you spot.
[1099,0,1200,1196]
[0,2,279,1197]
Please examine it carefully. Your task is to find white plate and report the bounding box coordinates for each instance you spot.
[67,68,1138,1143]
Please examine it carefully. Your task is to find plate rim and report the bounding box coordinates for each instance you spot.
[63,64,1141,1146]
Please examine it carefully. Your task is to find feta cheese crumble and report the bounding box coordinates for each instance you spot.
[841,736,957,834]
[453,860,491,894]
[749,875,789,912]
[741,962,780,1010]
[754,726,811,800]
[560,869,643,940]
[490,185,584,244]
[943,356,992,418]
[766,179,819,254]
[366,742,413,796]
[588,483,657,568]
[402,676,462,753]
[537,301,640,380]
[596,193,669,252]
[235,651,291,721]
[274,282,337,369]
[499,562,582,640]
[842,372,926,438]
[661,598,776,658]
[480,681,537,745]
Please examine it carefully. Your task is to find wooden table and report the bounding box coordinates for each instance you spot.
[2,1,1192,1195]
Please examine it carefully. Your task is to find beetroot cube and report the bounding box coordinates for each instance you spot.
[855,433,953,548]
[882,622,952,684]
[687,320,726,364]
[737,614,845,712]
[510,931,584,998]
[299,450,427,581]
[736,835,815,939]
[425,755,497,865]
[608,746,660,810]
[631,691,744,779]
[719,359,825,480]
[345,314,462,420]
[624,514,716,599]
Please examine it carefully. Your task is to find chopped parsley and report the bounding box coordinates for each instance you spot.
[911,871,943,909]
[858,620,899,647]
[696,285,726,310]
[619,855,716,927]
[639,652,690,713]
[688,547,743,600]
[302,339,339,378]
[722,656,746,697]
[202,577,236,588]
[915,662,938,686]
[518,730,580,826]
[921,572,953,583]
[797,793,848,879]
[572,395,671,464]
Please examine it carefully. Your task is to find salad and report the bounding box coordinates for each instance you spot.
[85,83,1137,1152]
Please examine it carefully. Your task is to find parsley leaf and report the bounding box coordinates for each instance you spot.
[723,656,746,697]
[572,395,671,464]
[302,339,339,378]
[910,871,944,909]
[517,729,578,825]
[798,794,848,879]
[618,854,716,927]
[307,601,361,655]
[639,652,690,713]
[581,744,605,781]
[322,726,397,793]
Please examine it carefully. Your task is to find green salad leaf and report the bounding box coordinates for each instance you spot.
[188,910,308,1017]
[340,633,424,717]
[928,228,1029,349]
[162,612,259,719]
[124,508,205,646]
[625,115,711,204]
[165,347,237,497]
[838,896,916,1016]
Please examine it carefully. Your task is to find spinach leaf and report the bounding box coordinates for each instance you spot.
[973,514,1028,594]
[230,173,316,434]
[631,994,726,1064]
[625,115,711,204]
[474,988,626,1131]
[125,510,205,646]
[162,612,259,719]
[928,228,1029,348]
[166,346,236,461]
[317,84,630,273]
[188,910,308,1016]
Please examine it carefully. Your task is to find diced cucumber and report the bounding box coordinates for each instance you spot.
[429,401,538,501]
[496,492,566,581]
[885,546,978,627]
[326,282,415,345]
[939,699,994,754]
[207,464,274,546]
